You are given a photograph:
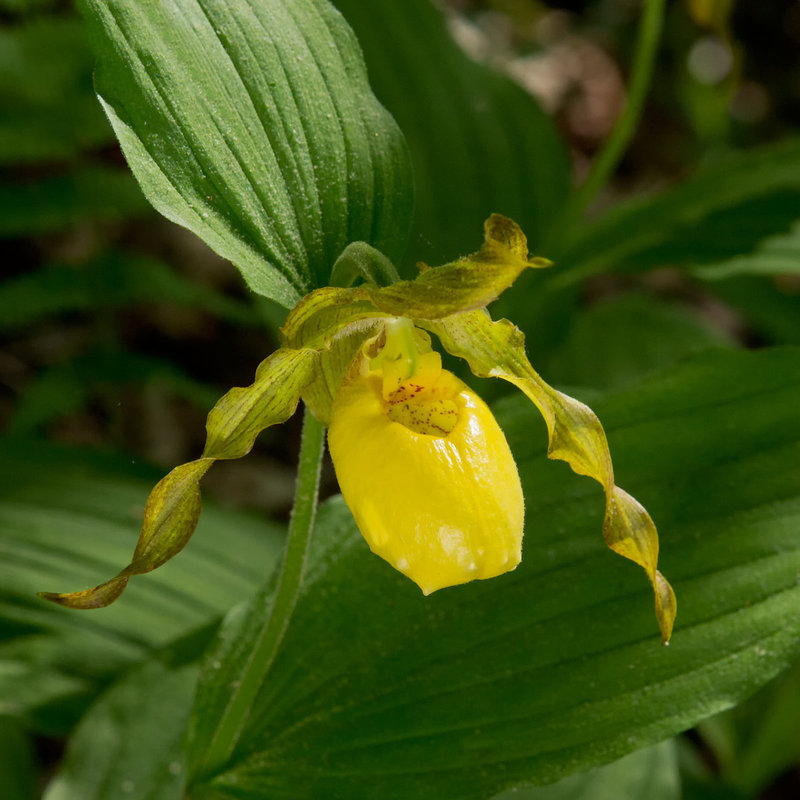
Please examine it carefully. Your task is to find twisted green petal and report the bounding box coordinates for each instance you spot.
[423,309,677,643]
[40,350,317,609]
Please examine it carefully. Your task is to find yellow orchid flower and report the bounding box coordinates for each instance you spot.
[40,215,677,643]
[328,322,525,595]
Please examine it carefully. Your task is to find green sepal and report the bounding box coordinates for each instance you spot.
[423,309,677,644]
[368,214,551,319]
[39,459,212,609]
[204,349,318,460]
[40,350,317,609]
[282,214,548,348]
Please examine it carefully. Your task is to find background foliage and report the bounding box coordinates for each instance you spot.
[2,0,800,798]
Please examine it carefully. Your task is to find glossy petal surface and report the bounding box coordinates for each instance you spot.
[328,354,524,593]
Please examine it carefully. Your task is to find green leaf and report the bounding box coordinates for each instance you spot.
[707,656,800,795]
[490,740,679,800]
[0,0,58,14]
[0,253,260,334]
[333,0,570,263]
[0,17,113,164]
[0,166,149,237]
[78,0,414,306]
[712,276,800,347]
[556,138,800,282]
[0,718,37,800]
[694,217,800,280]
[7,350,221,437]
[0,440,284,728]
[43,659,195,800]
[545,292,735,390]
[188,347,800,799]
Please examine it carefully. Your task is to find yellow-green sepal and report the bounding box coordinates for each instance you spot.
[369,214,551,319]
[424,309,677,644]
[40,350,317,609]
[282,215,549,348]
[203,348,317,459]
[39,458,212,609]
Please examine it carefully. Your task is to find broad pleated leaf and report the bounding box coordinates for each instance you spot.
[545,292,735,390]
[0,253,259,334]
[0,719,36,800]
[490,740,679,800]
[714,657,800,795]
[43,660,196,800]
[183,347,800,800]
[7,350,221,437]
[694,217,800,280]
[712,275,800,347]
[333,0,570,263]
[0,441,283,729]
[78,0,414,307]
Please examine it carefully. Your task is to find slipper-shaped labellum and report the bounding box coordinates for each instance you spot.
[328,324,524,594]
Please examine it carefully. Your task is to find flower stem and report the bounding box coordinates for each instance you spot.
[546,0,666,253]
[195,406,325,777]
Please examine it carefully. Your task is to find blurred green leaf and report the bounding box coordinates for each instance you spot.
[43,659,195,800]
[695,217,800,280]
[0,252,260,333]
[7,350,221,436]
[713,275,800,346]
[78,0,414,306]
[184,347,800,799]
[0,717,37,800]
[491,740,679,800]
[0,440,284,730]
[0,166,150,236]
[545,291,734,390]
[0,17,112,164]
[0,0,58,13]
[334,0,570,265]
[556,138,800,282]
[708,656,800,795]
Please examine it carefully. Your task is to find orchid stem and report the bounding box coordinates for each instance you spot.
[547,0,666,253]
[194,406,325,778]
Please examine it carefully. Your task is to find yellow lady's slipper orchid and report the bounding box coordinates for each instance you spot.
[40,215,676,643]
[328,324,524,594]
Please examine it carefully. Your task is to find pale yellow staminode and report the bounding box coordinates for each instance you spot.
[328,341,524,595]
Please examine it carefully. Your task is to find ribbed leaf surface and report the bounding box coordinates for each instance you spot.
[79,0,414,306]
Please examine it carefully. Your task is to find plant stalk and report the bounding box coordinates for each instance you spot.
[195,406,325,777]
[546,0,666,253]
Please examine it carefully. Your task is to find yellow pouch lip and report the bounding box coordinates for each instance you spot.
[328,345,525,596]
